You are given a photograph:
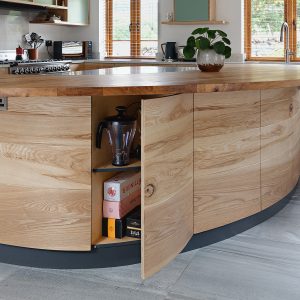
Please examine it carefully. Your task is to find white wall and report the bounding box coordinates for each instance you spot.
[0,0,244,61]
[29,0,100,59]
[159,0,244,62]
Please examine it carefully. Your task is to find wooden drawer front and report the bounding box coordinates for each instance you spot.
[261,88,298,209]
[0,97,92,251]
[194,91,261,234]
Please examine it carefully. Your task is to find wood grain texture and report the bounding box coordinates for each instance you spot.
[3,64,300,97]
[194,91,261,234]
[292,88,300,185]
[261,88,298,209]
[0,97,92,251]
[141,94,194,279]
[91,95,141,245]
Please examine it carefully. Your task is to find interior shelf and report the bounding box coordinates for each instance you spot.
[161,20,228,25]
[93,159,141,173]
[96,236,140,246]
[29,20,88,26]
[2,0,68,9]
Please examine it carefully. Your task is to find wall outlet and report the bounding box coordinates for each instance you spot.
[0,97,8,111]
[46,40,53,47]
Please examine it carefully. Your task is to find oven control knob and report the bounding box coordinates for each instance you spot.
[25,68,30,74]
[30,68,34,74]
[36,68,40,73]
[64,65,70,71]
[13,68,19,74]
[45,67,50,72]
[19,68,24,74]
[57,66,61,71]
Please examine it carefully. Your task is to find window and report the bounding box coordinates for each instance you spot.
[245,0,300,61]
[105,0,158,58]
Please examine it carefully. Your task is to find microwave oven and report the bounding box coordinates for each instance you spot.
[53,41,93,60]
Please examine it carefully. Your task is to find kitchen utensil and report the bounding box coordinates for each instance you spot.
[96,106,137,166]
[161,42,178,61]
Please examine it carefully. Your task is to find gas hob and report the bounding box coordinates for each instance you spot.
[9,60,71,74]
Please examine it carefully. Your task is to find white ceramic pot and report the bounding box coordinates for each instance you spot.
[197,49,225,72]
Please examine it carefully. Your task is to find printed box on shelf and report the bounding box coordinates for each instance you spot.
[104,171,141,202]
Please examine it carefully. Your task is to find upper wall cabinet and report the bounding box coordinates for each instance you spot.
[0,0,90,26]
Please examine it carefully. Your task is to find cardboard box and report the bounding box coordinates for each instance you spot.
[102,218,126,239]
[126,228,141,239]
[104,171,141,202]
[103,191,141,219]
[126,206,141,229]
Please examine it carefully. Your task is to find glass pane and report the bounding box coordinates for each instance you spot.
[140,0,158,56]
[112,0,131,56]
[112,41,131,56]
[251,0,284,58]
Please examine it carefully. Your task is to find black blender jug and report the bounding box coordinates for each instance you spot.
[96,106,137,166]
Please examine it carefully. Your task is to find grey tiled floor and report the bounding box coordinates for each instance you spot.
[1,187,300,300]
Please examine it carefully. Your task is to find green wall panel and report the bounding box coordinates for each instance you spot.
[174,0,209,22]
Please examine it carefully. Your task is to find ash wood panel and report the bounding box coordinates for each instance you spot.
[4,65,300,97]
[292,88,300,185]
[91,95,141,245]
[261,88,298,210]
[141,94,193,279]
[71,63,116,72]
[194,91,261,234]
[0,96,91,251]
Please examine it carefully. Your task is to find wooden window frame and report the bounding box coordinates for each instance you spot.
[105,0,156,58]
[245,0,299,61]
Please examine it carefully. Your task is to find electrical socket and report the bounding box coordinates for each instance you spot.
[45,40,53,47]
[0,97,8,111]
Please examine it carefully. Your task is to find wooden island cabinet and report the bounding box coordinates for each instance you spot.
[0,65,300,278]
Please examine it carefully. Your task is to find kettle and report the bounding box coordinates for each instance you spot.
[161,42,178,61]
[96,106,137,166]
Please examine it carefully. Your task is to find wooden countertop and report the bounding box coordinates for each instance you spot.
[2,64,300,97]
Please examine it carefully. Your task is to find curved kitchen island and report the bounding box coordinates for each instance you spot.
[0,64,300,279]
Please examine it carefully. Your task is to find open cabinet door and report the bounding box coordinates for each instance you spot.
[141,94,194,279]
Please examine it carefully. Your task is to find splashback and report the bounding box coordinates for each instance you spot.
[0,12,29,50]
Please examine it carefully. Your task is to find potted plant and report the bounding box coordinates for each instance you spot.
[24,33,44,60]
[183,27,232,72]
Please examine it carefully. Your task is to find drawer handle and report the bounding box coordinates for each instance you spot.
[290,103,294,113]
[145,184,155,198]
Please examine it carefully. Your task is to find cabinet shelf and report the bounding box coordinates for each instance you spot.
[161,20,228,25]
[1,0,68,9]
[29,20,88,26]
[93,159,141,173]
[96,236,140,246]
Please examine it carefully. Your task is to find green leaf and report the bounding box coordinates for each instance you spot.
[183,46,196,59]
[192,27,209,35]
[187,36,196,47]
[216,30,227,37]
[207,30,216,39]
[213,41,226,54]
[224,46,232,59]
[222,37,231,45]
[197,37,210,50]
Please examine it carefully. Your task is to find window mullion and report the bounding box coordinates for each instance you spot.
[130,0,141,57]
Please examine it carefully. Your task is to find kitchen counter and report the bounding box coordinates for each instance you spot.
[0,64,299,278]
[2,64,300,96]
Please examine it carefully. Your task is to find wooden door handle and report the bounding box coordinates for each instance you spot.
[145,184,155,198]
[290,103,294,113]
